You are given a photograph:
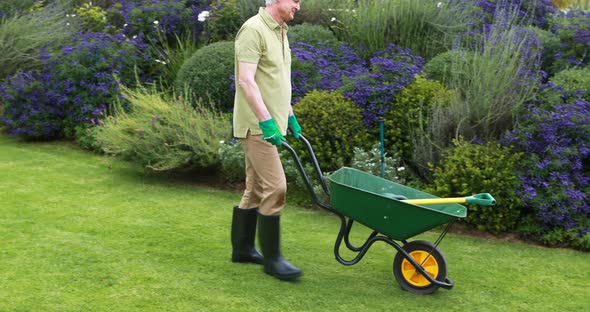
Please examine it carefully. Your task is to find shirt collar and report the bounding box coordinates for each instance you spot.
[259,7,289,32]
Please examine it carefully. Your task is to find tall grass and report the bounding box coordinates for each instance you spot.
[437,10,542,141]
[148,29,201,92]
[332,0,475,60]
[96,84,231,173]
[0,2,78,79]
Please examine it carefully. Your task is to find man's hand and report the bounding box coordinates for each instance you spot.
[259,119,284,146]
[287,115,302,139]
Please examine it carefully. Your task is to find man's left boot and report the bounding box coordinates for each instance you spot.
[231,206,264,264]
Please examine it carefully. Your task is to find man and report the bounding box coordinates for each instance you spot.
[230,0,303,281]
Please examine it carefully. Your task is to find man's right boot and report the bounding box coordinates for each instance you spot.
[231,206,263,264]
[258,213,303,281]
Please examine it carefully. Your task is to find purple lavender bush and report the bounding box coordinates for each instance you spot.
[505,85,590,250]
[473,0,556,29]
[540,8,590,76]
[105,0,210,44]
[0,32,147,140]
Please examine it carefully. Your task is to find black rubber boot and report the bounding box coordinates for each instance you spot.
[231,207,263,264]
[258,213,303,281]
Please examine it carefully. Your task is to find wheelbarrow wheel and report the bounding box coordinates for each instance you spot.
[393,240,448,295]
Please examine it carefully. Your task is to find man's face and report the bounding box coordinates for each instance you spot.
[278,0,301,22]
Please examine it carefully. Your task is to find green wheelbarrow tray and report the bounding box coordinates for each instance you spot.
[281,136,498,294]
[329,167,488,241]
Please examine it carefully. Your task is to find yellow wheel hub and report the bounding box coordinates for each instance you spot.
[401,250,439,287]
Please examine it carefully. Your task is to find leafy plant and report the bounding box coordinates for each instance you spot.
[428,139,524,233]
[74,1,108,32]
[96,84,231,172]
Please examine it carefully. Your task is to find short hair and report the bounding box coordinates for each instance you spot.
[266,0,277,5]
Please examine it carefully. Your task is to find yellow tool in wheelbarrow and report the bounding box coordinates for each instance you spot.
[397,193,496,206]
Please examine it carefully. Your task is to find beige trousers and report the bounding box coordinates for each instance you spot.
[238,133,286,216]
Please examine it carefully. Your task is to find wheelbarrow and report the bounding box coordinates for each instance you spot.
[281,135,496,294]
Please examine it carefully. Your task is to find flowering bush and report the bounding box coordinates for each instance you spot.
[290,41,367,104]
[0,32,146,139]
[339,43,424,127]
[105,0,210,44]
[473,0,556,28]
[0,71,64,138]
[292,41,423,127]
[541,9,590,76]
[504,82,589,248]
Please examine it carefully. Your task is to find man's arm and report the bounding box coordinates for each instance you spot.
[237,61,271,121]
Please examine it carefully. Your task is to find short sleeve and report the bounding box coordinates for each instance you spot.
[235,25,264,64]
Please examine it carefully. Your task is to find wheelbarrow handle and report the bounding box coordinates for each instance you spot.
[400,193,496,206]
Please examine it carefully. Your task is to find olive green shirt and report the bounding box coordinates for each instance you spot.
[233,7,292,138]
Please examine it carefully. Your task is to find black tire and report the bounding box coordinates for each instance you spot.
[393,240,448,295]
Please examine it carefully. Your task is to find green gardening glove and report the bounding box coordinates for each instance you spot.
[288,115,302,139]
[259,118,284,146]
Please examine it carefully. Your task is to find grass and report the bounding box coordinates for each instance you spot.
[0,135,588,311]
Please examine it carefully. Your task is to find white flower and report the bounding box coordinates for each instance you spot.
[397,166,405,172]
[132,35,137,39]
[153,20,159,25]
[437,2,442,8]
[220,140,225,144]
[71,14,76,17]
[198,11,210,22]
[123,23,128,27]
[66,22,70,26]
[331,17,336,22]
[66,14,70,17]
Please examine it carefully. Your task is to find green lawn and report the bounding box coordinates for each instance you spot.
[0,135,588,311]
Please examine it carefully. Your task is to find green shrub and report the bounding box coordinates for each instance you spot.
[288,23,340,48]
[550,67,590,101]
[96,85,231,173]
[427,139,524,233]
[380,75,452,171]
[175,41,235,112]
[74,2,108,32]
[291,90,371,172]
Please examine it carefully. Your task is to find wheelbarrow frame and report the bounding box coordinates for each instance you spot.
[282,135,457,290]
